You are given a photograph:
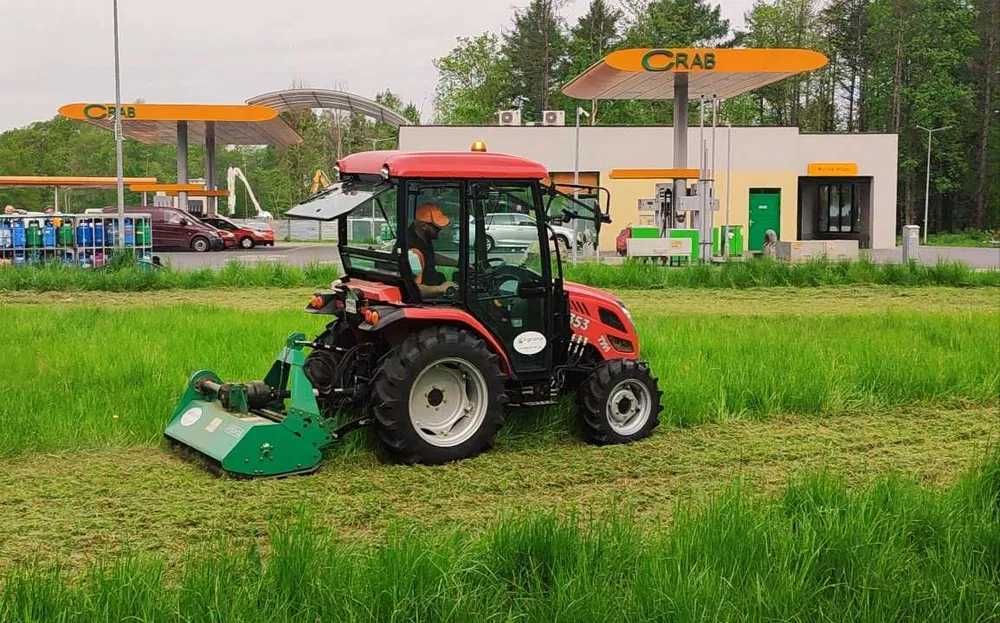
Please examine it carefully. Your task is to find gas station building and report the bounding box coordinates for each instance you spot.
[402,47,899,253]
[400,124,898,251]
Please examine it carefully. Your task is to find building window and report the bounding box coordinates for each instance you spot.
[817,182,858,233]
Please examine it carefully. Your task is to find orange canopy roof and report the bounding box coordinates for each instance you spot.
[58,103,302,147]
[0,175,157,188]
[563,48,828,100]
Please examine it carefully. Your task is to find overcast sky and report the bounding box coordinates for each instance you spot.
[2,0,755,132]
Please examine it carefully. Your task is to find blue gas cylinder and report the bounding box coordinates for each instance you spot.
[124,218,135,246]
[93,220,105,246]
[0,220,11,248]
[12,220,26,248]
[42,220,56,248]
[76,219,94,246]
[105,219,118,246]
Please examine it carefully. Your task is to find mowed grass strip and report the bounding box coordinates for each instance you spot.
[2,450,997,623]
[4,284,997,315]
[1,303,997,454]
[0,404,992,571]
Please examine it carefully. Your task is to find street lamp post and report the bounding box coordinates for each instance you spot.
[573,106,590,264]
[112,0,125,248]
[916,124,951,244]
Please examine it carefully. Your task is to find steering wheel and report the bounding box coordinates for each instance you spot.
[478,264,536,297]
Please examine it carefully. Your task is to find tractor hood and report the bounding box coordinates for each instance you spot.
[286,182,387,221]
[563,281,625,310]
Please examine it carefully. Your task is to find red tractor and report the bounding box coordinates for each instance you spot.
[166,148,661,476]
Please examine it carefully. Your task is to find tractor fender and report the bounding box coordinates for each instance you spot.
[361,306,513,376]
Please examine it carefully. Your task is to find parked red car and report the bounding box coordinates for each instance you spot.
[200,216,275,249]
[101,206,226,251]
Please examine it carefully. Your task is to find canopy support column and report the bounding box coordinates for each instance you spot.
[204,121,216,215]
[671,74,688,237]
[176,121,189,212]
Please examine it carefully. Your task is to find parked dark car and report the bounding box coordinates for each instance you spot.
[101,206,225,251]
[199,215,275,249]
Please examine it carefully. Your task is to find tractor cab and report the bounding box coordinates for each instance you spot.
[288,149,609,379]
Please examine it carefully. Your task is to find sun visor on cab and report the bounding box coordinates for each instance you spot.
[286,183,386,221]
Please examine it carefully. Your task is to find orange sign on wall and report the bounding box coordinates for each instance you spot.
[58,103,279,123]
[807,162,859,176]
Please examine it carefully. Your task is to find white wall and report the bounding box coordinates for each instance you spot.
[400,126,899,249]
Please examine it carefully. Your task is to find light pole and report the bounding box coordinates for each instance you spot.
[112,0,125,248]
[916,124,951,244]
[573,106,590,264]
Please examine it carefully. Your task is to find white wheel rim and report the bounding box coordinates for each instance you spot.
[408,357,488,448]
[606,379,652,436]
[241,238,252,248]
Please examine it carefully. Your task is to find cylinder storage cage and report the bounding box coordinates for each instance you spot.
[0,213,152,267]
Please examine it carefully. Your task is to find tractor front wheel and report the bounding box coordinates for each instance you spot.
[577,359,661,445]
[371,326,504,464]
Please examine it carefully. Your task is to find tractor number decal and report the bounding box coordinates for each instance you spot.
[598,335,612,353]
[570,313,590,331]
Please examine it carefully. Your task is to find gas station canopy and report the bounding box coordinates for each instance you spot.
[563,48,828,100]
[0,175,157,188]
[57,103,302,146]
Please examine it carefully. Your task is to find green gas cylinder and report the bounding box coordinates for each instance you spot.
[58,221,74,246]
[25,221,42,248]
[143,220,152,246]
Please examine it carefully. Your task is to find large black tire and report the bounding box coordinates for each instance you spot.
[577,359,662,445]
[371,326,505,464]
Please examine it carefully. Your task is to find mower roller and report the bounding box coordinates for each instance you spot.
[166,147,662,478]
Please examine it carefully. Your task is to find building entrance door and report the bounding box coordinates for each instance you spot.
[748,189,781,252]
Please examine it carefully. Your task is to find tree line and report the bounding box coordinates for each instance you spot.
[434,0,998,231]
[1,0,995,232]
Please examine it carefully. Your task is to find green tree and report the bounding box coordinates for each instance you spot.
[433,34,512,124]
[623,0,730,46]
[502,0,569,121]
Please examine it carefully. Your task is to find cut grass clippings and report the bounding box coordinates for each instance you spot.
[1,256,998,292]
[0,404,993,573]
[0,303,996,455]
[2,449,998,622]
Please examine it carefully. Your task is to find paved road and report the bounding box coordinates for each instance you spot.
[159,243,342,269]
[158,242,1000,270]
[867,246,999,269]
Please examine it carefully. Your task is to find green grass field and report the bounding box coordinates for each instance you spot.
[2,290,996,454]
[0,284,997,621]
[1,256,998,292]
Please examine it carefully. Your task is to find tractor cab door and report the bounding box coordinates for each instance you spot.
[464,181,554,378]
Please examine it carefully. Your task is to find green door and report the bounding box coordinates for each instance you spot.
[748,190,781,252]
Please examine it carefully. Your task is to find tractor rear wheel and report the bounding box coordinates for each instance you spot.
[577,359,661,445]
[371,326,504,464]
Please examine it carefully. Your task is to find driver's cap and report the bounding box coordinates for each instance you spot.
[415,203,450,228]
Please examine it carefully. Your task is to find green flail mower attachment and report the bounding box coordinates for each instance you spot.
[165,333,342,478]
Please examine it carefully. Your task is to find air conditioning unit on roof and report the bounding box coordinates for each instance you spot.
[498,110,521,126]
[541,110,565,126]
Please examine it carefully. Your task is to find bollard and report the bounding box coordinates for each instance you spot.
[902,225,919,263]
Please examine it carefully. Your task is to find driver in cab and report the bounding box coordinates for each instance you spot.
[407,202,458,299]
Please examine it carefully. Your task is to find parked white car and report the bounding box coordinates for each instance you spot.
[476,212,577,251]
